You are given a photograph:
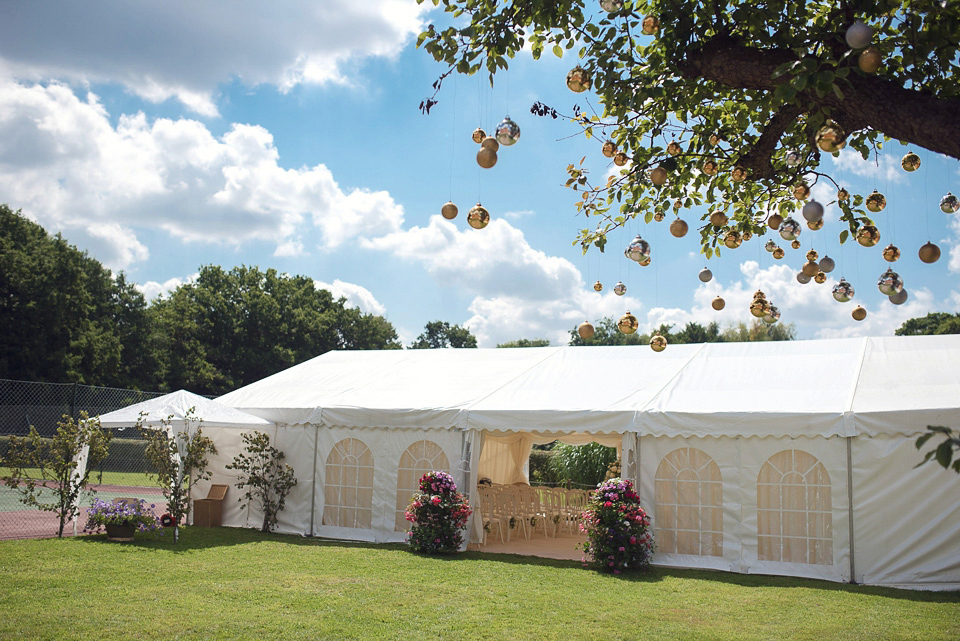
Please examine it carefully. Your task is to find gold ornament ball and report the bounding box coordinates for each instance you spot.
[641,14,660,35]
[768,213,783,230]
[476,147,498,169]
[865,190,886,212]
[593,280,603,292]
[481,136,500,152]
[743,230,753,242]
[815,122,846,153]
[650,333,667,352]
[441,201,458,220]
[708,133,720,146]
[852,306,867,321]
[577,321,595,340]
[753,289,767,300]
[859,47,882,73]
[639,256,651,267]
[802,261,820,277]
[814,271,827,284]
[806,249,819,262]
[731,165,748,182]
[791,239,801,250]
[709,211,728,227]
[667,141,682,156]
[673,198,683,210]
[919,242,941,264]
[837,188,850,202]
[807,219,824,231]
[712,296,726,311]
[724,230,742,249]
[882,244,901,262]
[670,218,688,237]
[467,203,491,229]
[901,152,921,172]
[618,311,639,334]
[566,66,591,93]
[654,212,665,222]
[602,140,617,158]
[702,159,718,175]
[773,247,785,259]
[613,152,629,167]
[750,299,770,318]
[856,225,880,247]
[472,128,486,144]
[793,183,810,200]
[650,166,668,186]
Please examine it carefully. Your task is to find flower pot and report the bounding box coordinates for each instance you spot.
[105,524,136,542]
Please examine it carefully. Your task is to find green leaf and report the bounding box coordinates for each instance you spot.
[553,44,564,58]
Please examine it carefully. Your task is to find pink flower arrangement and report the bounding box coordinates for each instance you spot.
[580,478,654,573]
[404,471,472,555]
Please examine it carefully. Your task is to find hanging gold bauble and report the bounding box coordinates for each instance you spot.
[709,211,728,227]
[641,14,660,35]
[650,167,668,186]
[793,183,811,200]
[816,121,846,153]
[865,190,886,212]
[856,224,880,247]
[837,188,850,202]
[602,140,617,158]
[577,321,595,340]
[882,244,901,262]
[481,136,500,152]
[593,280,603,292]
[712,296,726,311]
[919,242,941,264]
[801,261,820,277]
[724,230,742,249]
[667,141,682,156]
[467,203,491,229]
[858,47,882,73]
[654,212,665,222]
[441,201,458,220]
[773,247,785,259]
[472,128,486,144]
[852,306,867,321]
[566,66,591,93]
[613,152,629,167]
[889,289,909,305]
[673,198,683,210]
[670,218,688,237]
[791,240,801,250]
[901,152,921,172]
[806,249,819,262]
[750,299,770,318]
[618,311,639,334]
[708,133,721,146]
[753,289,767,300]
[476,147,498,169]
[702,159,718,175]
[650,332,667,352]
[731,166,748,182]
[814,271,827,284]
[807,219,824,231]
[767,213,783,230]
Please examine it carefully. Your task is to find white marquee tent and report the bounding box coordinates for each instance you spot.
[202,336,960,589]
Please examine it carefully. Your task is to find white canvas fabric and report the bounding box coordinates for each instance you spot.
[95,389,271,430]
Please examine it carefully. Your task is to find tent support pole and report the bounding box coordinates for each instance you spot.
[309,425,319,537]
[846,436,857,584]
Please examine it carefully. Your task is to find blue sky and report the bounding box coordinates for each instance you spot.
[1,1,958,348]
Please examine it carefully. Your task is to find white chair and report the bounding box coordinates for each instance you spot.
[477,486,506,546]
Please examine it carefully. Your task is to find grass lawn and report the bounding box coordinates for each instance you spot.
[0,528,957,641]
[0,467,154,488]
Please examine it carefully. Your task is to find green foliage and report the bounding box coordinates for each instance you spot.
[416,1,960,256]
[0,412,112,537]
[528,449,562,485]
[139,409,217,540]
[721,319,797,342]
[497,338,551,348]
[226,431,298,533]
[916,426,960,473]
[895,312,960,336]
[570,317,794,345]
[549,442,618,489]
[410,320,478,348]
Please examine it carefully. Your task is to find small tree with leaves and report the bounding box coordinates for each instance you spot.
[916,426,960,474]
[226,431,297,533]
[139,409,217,542]
[1,412,111,537]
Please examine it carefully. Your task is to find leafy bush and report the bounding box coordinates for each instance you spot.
[549,442,618,489]
[404,471,471,554]
[226,431,297,533]
[581,478,654,574]
[529,449,562,485]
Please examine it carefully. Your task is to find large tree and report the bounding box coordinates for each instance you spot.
[417,1,960,255]
[410,320,478,348]
[895,312,960,336]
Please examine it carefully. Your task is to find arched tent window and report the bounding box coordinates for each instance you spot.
[654,447,723,557]
[323,438,374,529]
[395,440,450,531]
[757,449,833,565]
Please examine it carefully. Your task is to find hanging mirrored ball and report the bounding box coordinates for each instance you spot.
[614,281,626,296]
[901,152,921,172]
[832,278,855,302]
[472,128,486,144]
[566,66,591,93]
[495,116,520,146]
[877,268,903,296]
[698,267,713,283]
[865,190,886,212]
[624,235,651,263]
[467,203,490,229]
[618,311,638,334]
[779,217,802,241]
[919,242,941,263]
[941,192,960,214]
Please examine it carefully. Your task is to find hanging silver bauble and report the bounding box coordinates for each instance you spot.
[901,152,921,172]
[816,122,846,153]
[495,116,520,146]
[600,0,624,11]
[624,235,651,263]
[802,199,824,223]
[779,217,801,241]
[650,332,667,352]
[797,272,811,284]
[845,21,874,49]
[819,256,835,273]
[764,239,777,253]
[889,289,908,305]
[618,310,638,334]
[698,267,713,283]
[832,278,855,302]
[919,242,941,264]
[614,281,626,296]
[577,321,595,340]
[441,201,458,220]
[467,203,491,229]
[566,66,591,93]
[785,149,802,167]
[877,268,903,296]
[941,192,960,214]
[762,305,781,325]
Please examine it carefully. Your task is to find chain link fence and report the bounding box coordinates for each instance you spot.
[0,379,169,540]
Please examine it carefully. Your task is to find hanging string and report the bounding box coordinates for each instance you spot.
[449,74,457,201]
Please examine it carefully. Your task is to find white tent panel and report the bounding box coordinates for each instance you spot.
[96,389,271,430]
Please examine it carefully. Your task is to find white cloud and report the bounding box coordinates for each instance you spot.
[504,209,536,220]
[136,273,198,301]
[0,1,431,114]
[274,238,306,258]
[0,78,404,268]
[315,279,386,316]
[831,148,907,184]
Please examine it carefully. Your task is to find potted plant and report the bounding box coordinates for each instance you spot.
[404,471,472,554]
[83,498,159,541]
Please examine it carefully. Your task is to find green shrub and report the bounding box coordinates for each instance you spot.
[549,442,618,489]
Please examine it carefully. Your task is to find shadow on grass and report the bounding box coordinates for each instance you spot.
[71,527,960,604]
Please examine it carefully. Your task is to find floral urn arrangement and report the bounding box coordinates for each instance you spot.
[83,498,159,541]
[580,478,654,574]
[404,471,472,554]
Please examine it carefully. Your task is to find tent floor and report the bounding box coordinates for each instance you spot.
[469,531,587,561]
